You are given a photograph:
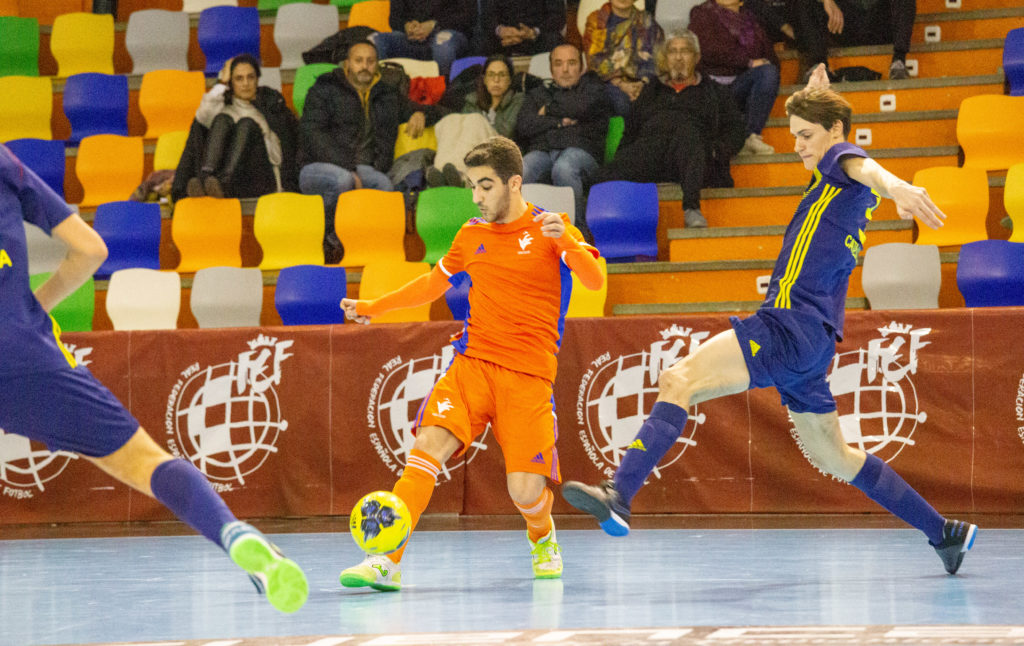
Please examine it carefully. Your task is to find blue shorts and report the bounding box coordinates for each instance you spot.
[729,309,838,414]
[0,365,139,457]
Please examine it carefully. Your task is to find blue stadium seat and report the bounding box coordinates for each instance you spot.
[956,239,1024,307]
[197,6,261,76]
[5,138,65,198]
[449,55,486,81]
[275,264,348,325]
[585,180,659,261]
[92,201,162,279]
[445,271,471,321]
[1004,27,1024,97]
[62,73,128,144]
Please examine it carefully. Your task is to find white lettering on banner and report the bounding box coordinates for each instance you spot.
[1015,375,1024,422]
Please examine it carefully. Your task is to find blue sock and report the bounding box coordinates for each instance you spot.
[850,453,945,544]
[614,402,688,504]
[150,459,238,548]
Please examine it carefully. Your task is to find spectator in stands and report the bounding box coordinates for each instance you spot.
[371,0,476,78]
[462,55,524,138]
[582,0,665,116]
[688,0,780,155]
[516,44,613,239]
[473,0,565,57]
[592,30,746,229]
[172,54,298,202]
[742,0,798,45]
[298,41,443,263]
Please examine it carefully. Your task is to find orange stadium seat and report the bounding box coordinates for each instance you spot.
[358,261,431,322]
[76,134,144,208]
[254,192,326,269]
[956,95,1024,171]
[347,0,390,32]
[50,12,114,76]
[0,0,18,15]
[0,76,51,142]
[912,166,989,248]
[139,70,207,139]
[172,197,243,272]
[334,188,407,267]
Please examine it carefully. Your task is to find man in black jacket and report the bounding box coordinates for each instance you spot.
[298,41,441,261]
[516,44,613,237]
[371,0,476,78]
[594,30,746,228]
[473,0,565,57]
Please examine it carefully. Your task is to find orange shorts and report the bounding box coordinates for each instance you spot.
[416,354,561,482]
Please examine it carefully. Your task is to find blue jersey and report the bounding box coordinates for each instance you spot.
[761,142,880,340]
[0,144,77,376]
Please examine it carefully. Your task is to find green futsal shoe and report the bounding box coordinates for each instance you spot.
[221,521,309,613]
[529,526,563,579]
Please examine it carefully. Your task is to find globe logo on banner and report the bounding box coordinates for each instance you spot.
[165,335,293,489]
[577,325,709,480]
[366,344,488,479]
[827,322,931,463]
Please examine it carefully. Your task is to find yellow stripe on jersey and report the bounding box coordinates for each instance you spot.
[51,315,77,369]
[774,184,841,309]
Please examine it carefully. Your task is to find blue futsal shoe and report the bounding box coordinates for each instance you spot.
[930,519,978,575]
[561,480,631,537]
[221,521,309,613]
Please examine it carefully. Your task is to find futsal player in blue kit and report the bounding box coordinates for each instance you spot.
[0,144,309,612]
[562,65,978,575]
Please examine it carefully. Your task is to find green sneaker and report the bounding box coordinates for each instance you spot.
[221,521,309,614]
[340,554,402,591]
[530,527,563,579]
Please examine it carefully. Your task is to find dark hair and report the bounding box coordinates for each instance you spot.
[549,43,584,67]
[785,87,853,137]
[346,39,378,60]
[230,53,262,80]
[464,136,523,183]
[474,55,515,111]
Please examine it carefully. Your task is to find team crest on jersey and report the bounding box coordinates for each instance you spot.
[518,231,534,254]
[575,324,709,479]
[164,335,292,490]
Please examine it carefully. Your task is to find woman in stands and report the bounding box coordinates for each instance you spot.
[461,55,524,139]
[172,54,299,201]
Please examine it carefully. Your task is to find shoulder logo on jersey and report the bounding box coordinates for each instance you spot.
[530,452,546,464]
[627,439,647,452]
[749,340,761,357]
[0,248,11,269]
[518,231,533,254]
[435,398,454,417]
[475,243,486,255]
[467,217,486,226]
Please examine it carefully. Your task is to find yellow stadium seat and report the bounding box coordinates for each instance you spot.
[1005,163,1024,244]
[347,0,390,32]
[912,166,989,247]
[76,134,144,208]
[153,130,189,171]
[0,76,51,142]
[172,197,243,272]
[139,70,207,138]
[358,261,432,322]
[254,192,326,269]
[50,12,114,76]
[956,94,1024,171]
[393,123,437,159]
[567,256,608,317]
[334,188,406,267]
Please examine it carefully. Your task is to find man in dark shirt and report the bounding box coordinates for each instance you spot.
[474,0,564,56]
[370,0,476,78]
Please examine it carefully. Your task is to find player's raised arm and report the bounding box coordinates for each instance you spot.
[340,264,452,325]
[534,211,604,291]
[34,213,108,313]
[840,156,946,230]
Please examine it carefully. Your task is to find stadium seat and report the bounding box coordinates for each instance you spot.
[50,12,114,77]
[444,271,471,321]
[172,197,243,272]
[911,166,989,247]
[382,57,440,78]
[5,138,65,198]
[29,272,94,332]
[105,268,181,331]
[1004,163,1024,243]
[260,66,282,92]
[576,0,643,38]
[956,240,1024,307]
[125,9,190,74]
[415,187,478,264]
[330,0,371,8]
[956,95,1024,171]
[275,264,347,325]
[566,256,608,317]
[0,76,52,142]
[334,189,407,267]
[347,0,391,32]
[605,115,624,163]
[861,242,940,310]
[449,56,486,81]
[585,181,659,260]
[254,192,326,269]
[190,266,263,328]
[1004,27,1024,97]
[260,0,311,9]
[153,130,190,171]
[63,73,129,144]
[183,0,238,11]
[0,0,17,15]
[23,222,68,275]
[393,123,437,159]
[358,261,432,322]
[76,134,144,208]
[197,6,260,76]
[92,201,162,280]
[523,183,576,225]
[528,52,551,79]
[654,0,701,33]
[292,63,337,116]
[274,3,340,70]
[0,16,39,76]
[139,70,207,139]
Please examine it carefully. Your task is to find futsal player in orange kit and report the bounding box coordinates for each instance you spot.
[338,136,604,590]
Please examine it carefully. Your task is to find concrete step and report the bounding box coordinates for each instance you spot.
[761,110,958,151]
[730,146,959,188]
[912,8,1024,43]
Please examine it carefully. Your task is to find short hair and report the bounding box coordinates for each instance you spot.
[230,53,261,79]
[346,40,378,60]
[549,43,584,67]
[785,87,853,137]
[656,30,700,74]
[464,136,523,183]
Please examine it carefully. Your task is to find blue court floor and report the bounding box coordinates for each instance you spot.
[2,526,1023,646]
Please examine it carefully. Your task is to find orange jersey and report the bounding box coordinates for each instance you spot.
[437,203,599,382]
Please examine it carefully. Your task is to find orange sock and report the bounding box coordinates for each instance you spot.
[514,487,554,543]
[388,448,441,563]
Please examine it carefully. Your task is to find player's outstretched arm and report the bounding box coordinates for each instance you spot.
[840,156,946,230]
[340,264,451,325]
[34,213,107,312]
[534,211,604,290]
